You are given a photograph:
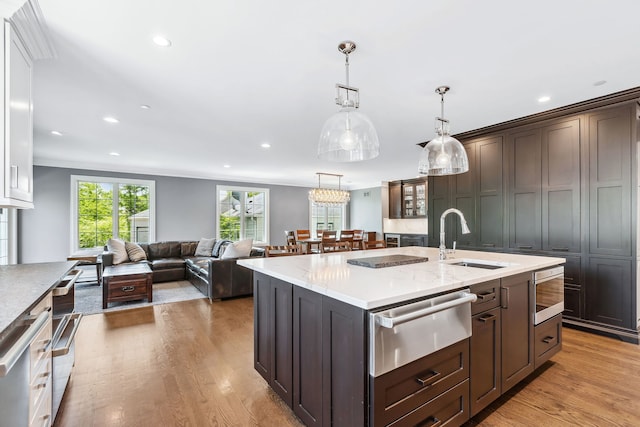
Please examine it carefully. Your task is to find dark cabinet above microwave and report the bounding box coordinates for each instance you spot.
[389,178,427,219]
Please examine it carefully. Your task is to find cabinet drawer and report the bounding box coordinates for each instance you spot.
[534,314,562,368]
[470,280,500,315]
[371,339,469,426]
[106,278,149,298]
[30,377,52,427]
[29,356,51,425]
[388,378,469,427]
[29,317,52,378]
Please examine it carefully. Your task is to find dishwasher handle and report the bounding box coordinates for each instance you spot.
[0,310,50,377]
[376,292,477,329]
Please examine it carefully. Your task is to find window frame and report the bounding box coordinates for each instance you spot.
[309,202,347,235]
[70,175,156,252]
[216,185,269,245]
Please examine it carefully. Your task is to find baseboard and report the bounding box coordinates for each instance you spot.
[563,318,640,344]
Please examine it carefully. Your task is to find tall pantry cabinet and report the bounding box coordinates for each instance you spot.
[428,90,640,343]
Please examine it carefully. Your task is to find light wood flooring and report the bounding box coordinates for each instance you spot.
[54,297,640,427]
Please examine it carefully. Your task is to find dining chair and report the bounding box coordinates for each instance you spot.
[265,244,303,257]
[321,230,350,253]
[296,229,311,240]
[352,229,365,250]
[285,230,296,245]
[339,229,355,250]
[296,229,320,254]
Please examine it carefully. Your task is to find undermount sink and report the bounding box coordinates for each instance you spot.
[447,259,511,270]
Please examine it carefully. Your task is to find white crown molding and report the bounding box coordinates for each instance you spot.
[0,0,26,19]
[8,0,55,59]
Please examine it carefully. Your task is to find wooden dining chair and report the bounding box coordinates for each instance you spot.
[265,244,303,257]
[321,230,350,253]
[352,229,365,250]
[339,229,355,250]
[296,229,320,254]
[296,229,311,240]
[284,230,296,245]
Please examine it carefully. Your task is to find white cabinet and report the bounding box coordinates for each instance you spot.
[1,19,33,208]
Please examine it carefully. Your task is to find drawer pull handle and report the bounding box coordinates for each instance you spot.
[479,313,497,323]
[551,247,569,252]
[121,286,135,292]
[518,245,533,249]
[477,291,495,301]
[418,416,442,427]
[416,370,441,387]
[542,335,555,344]
[482,243,495,247]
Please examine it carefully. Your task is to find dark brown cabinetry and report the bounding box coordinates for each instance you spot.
[500,272,534,393]
[534,314,562,368]
[254,274,293,406]
[427,175,451,248]
[388,178,427,219]
[469,280,501,416]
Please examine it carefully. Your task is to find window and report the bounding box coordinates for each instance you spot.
[310,203,346,234]
[71,175,155,251]
[217,186,269,244]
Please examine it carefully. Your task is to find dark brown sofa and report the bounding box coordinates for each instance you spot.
[101,240,264,301]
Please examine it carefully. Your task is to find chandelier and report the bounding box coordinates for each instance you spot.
[308,173,350,206]
[418,86,469,175]
[318,41,380,162]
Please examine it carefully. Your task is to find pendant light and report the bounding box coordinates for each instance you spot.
[418,86,469,175]
[308,173,350,206]
[318,41,380,162]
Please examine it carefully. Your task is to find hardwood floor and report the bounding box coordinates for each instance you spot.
[55,297,640,426]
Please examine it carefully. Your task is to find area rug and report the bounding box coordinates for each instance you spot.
[75,280,204,315]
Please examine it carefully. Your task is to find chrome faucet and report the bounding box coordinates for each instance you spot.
[439,208,471,260]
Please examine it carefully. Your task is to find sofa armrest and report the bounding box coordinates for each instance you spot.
[102,251,114,267]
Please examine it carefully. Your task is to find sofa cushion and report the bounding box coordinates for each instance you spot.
[148,242,182,259]
[125,242,147,262]
[221,238,253,259]
[195,238,216,256]
[151,257,185,270]
[212,239,231,258]
[181,241,198,257]
[107,238,128,264]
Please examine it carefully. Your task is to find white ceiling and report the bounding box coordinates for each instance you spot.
[31,0,640,189]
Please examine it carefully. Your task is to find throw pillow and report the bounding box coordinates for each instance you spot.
[212,239,231,258]
[195,238,216,257]
[125,241,147,262]
[221,238,253,259]
[107,238,128,264]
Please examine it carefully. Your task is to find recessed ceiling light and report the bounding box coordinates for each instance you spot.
[223,164,231,168]
[152,35,172,47]
[538,96,551,103]
[109,152,120,156]
[140,104,151,109]
[593,80,607,86]
[103,116,119,123]
[261,143,271,148]
[51,130,63,136]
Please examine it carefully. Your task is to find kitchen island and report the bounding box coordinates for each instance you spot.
[238,247,565,426]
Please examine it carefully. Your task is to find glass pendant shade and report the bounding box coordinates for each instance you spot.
[418,134,469,175]
[318,105,379,162]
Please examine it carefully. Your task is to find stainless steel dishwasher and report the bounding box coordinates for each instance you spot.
[369,289,477,377]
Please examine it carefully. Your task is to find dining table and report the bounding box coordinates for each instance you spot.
[296,235,365,253]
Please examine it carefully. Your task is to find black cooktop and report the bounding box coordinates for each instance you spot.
[347,254,429,268]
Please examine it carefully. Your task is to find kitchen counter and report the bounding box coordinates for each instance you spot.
[0,262,77,340]
[238,247,564,309]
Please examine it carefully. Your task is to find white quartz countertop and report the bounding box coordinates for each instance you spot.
[0,262,77,340]
[238,247,565,310]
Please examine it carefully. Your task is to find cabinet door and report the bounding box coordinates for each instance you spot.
[254,273,271,381]
[542,119,581,253]
[5,22,33,203]
[586,257,632,329]
[321,296,366,427]
[428,176,451,247]
[452,144,476,247]
[470,307,501,416]
[588,106,633,257]
[500,273,534,393]
[562,256,583,319]
[507,129,542,251]
[389,182,402,219]
[293,286,323,426]
[476,136,504,249]
[271,278,293,406]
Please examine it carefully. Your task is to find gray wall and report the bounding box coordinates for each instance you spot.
[19,166,311,263]
[349,186,383,238]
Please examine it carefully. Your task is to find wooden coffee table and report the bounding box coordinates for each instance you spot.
[102,263,153,309]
